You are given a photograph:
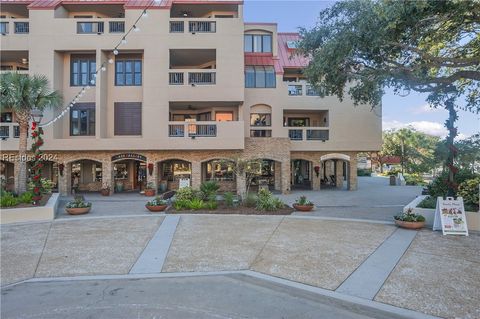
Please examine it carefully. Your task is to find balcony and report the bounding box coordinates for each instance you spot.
[285,81,320,97]
[169,70,216,85]
[0,123,20,139]
[77,21,104,34]
[0,19,30,35]
[169,122,217,137]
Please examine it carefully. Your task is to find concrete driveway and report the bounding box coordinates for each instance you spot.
[280,176,422,221]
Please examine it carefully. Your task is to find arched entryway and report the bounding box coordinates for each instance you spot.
[201,158,236,192]
[1,160,15,192]
[70,159,103,193]
[320,153,351,190]
[291,159,312,190]
[249,159,280,192]
[158,159,192,192]
[112,154,147,193]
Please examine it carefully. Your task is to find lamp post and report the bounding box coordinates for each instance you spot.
[30,109,44,205]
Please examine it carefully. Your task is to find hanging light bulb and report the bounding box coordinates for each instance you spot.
[121,37,127,44]
[142,10,148,18]
[93,74,97,78]
[69,103,74,107]
[72,101,76,105]
[90,79,95,85]
[133,25,140,32]
[108,58,114,64]
[86,85,91,90]
[101,66,107,71]
[113,49,119,55]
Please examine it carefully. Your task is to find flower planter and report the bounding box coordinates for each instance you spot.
[32,195,42,201]
[144,189,156,197]
[66,207,91,215]
[394,220,425,229]
[145,204,167,212]
[293,204,314,212]
[100,189,110,196]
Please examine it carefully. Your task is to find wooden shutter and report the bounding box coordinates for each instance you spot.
[114,102,142,135]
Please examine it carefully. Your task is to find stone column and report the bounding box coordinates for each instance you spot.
[349,156,358,190]
[236,172,246,198]
[58,162,68,195]
[13,160,20,194]
[145,160,158,194]
[191,161,201,189]
[274,161,282,191]
[102,160,113,195]
[281,160,290,194]
[336,160,344,189]
[312,160,321,191]
[64,163,72,195]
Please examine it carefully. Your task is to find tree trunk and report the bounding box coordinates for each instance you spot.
[16,115,29,194]
[445,100,458,197]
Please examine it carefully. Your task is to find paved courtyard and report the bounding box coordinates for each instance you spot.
[2,214,478,319]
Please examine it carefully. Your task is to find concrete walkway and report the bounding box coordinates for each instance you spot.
[2,214,478,319]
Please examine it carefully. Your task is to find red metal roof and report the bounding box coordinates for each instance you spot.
[244,53,283,74]
[277,32,309,69]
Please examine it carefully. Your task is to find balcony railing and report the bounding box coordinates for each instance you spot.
[168,122,217,137]
[169,70,216,85]
[0,22,9,35]
[288,85,303,96]
[14,22,29,34]
[77,21,104,34]
[288,127,329,141]
[109,21,125,33]
[0,124,21,139]
[170,21,184,33]
[0,125,9,139]
[189,21,216,33]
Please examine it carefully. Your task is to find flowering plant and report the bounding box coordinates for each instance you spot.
[314,165,320,177]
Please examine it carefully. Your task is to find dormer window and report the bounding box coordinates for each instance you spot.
[286,40,298,49]
[244,34,272,53]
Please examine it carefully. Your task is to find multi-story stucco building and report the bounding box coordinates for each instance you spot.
[0,0,382,196]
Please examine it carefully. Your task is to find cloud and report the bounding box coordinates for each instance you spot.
[383,120,469,141]
[410,104,444,115]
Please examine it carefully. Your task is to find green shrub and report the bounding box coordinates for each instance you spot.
[18,191,34,204]
[200,181,220,201]
[187,198,205,210]
[427,169,478,198]
[173,199,190,210]
[28,178,54,194]
[175,187,201,202]
[66,198,91,208]
[394,209,426,222]
[204,200,218,210]
[386,169,402,176]
[357,169,372,176]
[417,196,436,209]
[0,192,19,207]
[404,173,425,186]
[295,196,314,206]
[256,189,284,211]
[146,196,167,206]
[458,178,479,211]
[223,192,235,207]
[244,193,257,207]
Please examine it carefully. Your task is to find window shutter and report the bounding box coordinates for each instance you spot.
[114,102,142,135]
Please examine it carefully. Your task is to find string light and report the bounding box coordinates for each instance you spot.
[40,0,158,127]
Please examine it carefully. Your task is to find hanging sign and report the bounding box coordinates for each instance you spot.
[111,153,146,162]
[433,197,469,236]
[179,178,190,189]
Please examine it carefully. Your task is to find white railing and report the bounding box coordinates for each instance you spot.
[168,122,217,137]
[288,127,329,141]
[169,19,217,33]
[0,19,30,34]
[284,81,320,97]
[168,70,216,85]
[0,70,29,74]
[0,124,20,139]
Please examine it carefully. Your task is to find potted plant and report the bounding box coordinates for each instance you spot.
[144,182,156,197]
[65,198,92,215]
[293,196,315,212]
[394,208,425,229]
[100,183,110,196]
[145,196,168,212]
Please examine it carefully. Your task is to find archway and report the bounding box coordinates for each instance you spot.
[291,159,312,190]
[201,158,236,192]
[320,154,351,190]
[1,160,15,192]
[70,159,103,193]
[28,160,59,192]
[111,154,147,193]
[158,159,192,192]
[249,159,279,192]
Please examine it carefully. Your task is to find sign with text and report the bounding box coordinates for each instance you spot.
[179,178,190,189]
[433,197,469,236]
[111,153,147,162]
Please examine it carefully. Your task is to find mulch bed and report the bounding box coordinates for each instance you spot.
[167,204,294,215]
[1,193,52,209]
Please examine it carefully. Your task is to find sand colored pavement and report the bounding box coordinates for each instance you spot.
[375,230,480,319]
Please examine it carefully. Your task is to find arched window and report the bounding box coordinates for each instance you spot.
[205,160,235,181]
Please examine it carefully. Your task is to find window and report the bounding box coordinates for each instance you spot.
[114,102,142,135]
[70,103,95,136]
[1,112,13,123]
[71,56,96,86]
[245,65,276,88]
[215,112,233,121]
[306,85,320,96]
[250,129,272,137]
[205,160,235,181]
[250,113,271,126]
[287,118,310,127]
[244,34,272,53]
[115,60,142,86]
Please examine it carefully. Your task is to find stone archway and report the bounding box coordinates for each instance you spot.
[157,159,192,192]
[320,153,356,190]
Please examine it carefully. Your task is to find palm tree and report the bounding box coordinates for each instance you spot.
[0,72,62,194]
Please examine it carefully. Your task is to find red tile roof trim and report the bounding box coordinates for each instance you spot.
[6,0,241,9]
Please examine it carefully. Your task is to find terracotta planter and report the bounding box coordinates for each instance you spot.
[144,189,155,197]
[395,220,425,229]
[100,189,110,196]
[32,195,42,201]
[146,204,167,212]
[66,207,91,215]
[293,204,314,212]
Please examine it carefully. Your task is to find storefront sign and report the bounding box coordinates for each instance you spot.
[433,197,469,236]
[111,153,146,162]
[179,178,190,189]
